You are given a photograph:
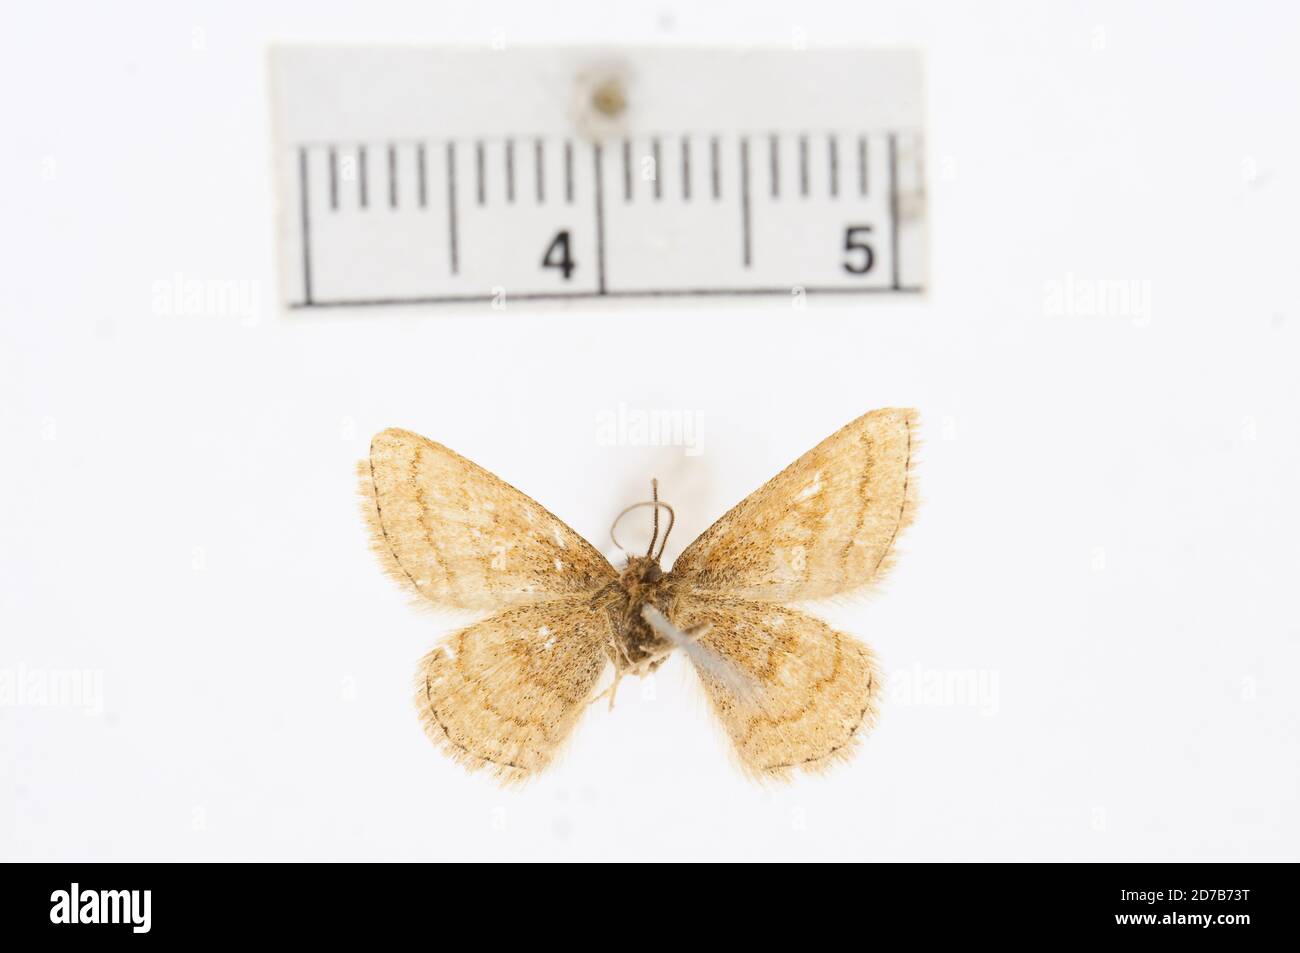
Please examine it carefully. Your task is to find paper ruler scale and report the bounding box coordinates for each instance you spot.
[272,47,926,309]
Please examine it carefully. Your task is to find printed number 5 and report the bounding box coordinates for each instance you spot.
[542,230,575,280]
[842,226,875,275]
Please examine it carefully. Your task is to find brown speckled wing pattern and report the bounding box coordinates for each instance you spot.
[416,597,615,783]
[669,597,884,779]
[360,428,617,612]
[666,409,916,778]
[669,408,918,603]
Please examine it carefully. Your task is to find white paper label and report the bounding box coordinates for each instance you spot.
[270,46,926,310]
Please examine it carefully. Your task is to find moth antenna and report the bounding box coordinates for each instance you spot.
[654,486,675,561]
[646,479,660,558]
[610,499,676,558]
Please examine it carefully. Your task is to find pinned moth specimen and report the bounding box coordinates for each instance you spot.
[358,409,918,783]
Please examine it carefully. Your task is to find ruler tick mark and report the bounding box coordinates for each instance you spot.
[359,145,369,209]
[652,137,662,200]
[710,136,720,200]
[475,141,485,206]
[888,133,899,290]
[798,136,809,198]
[447,142,459,275]
[564,140,574,204]
[740,137,752,268]
[622,139,632,202]
[769,134,779,199]
[505,139,515,204]
[857,136,868,196]
[534,138,545,203]
[594,142,607,294]
[681,137,691,201]
[417,143,427,208]
[328,147,338,211]
[388,144,398,209]
[828,135,839,198]
[298,146,313,304]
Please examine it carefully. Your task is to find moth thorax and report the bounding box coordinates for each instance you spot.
[619,555,663,590]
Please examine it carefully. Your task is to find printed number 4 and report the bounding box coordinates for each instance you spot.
[843,225,874,275]
[542,231,575,280]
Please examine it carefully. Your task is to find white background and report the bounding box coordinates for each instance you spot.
[2,1,1297,862]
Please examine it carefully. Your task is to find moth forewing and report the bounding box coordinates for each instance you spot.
[667,408,919,603]
[360,428,617,613]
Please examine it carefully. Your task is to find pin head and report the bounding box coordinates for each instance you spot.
[590,77,628,118]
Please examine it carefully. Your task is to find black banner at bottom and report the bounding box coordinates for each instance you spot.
[2,862,1286,941]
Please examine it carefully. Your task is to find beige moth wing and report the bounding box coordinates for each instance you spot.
[667,598,883,779]
[417,596,618,783]
[359,428,618,781]
[360,428,617,612]
[665,409,917,777]
[668,408,918,603]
